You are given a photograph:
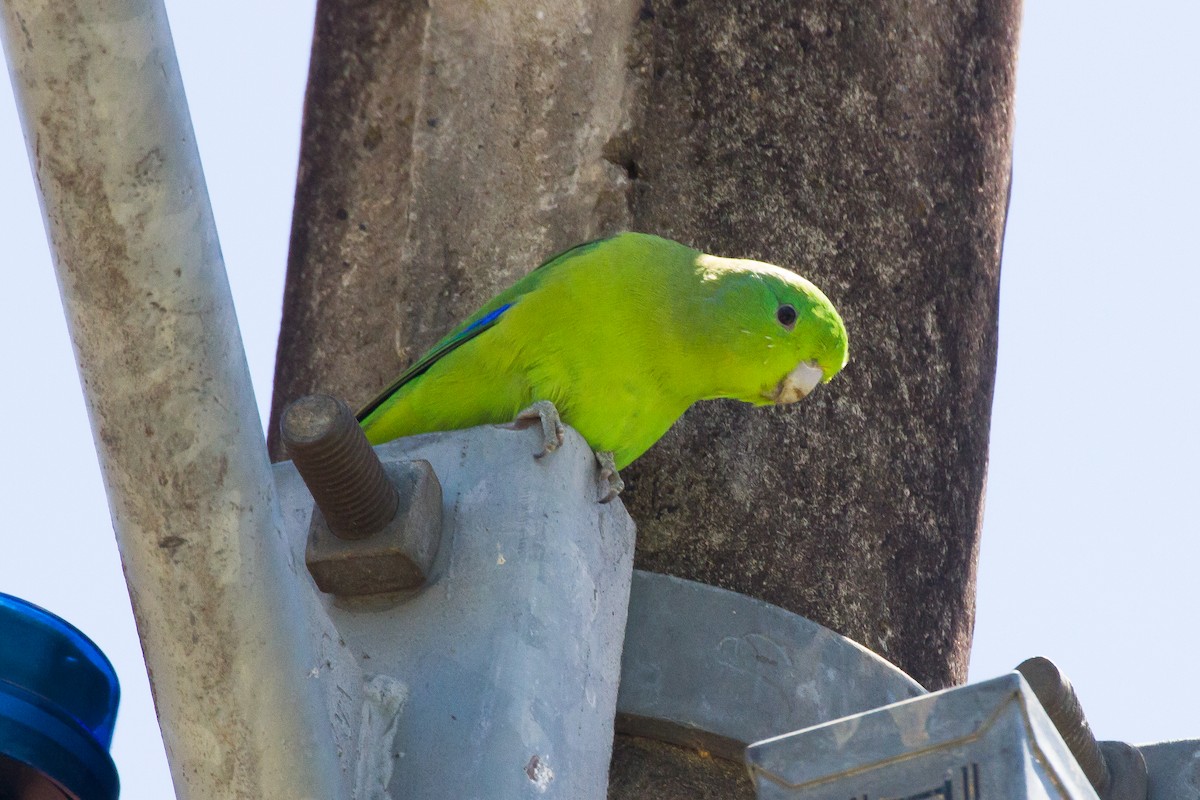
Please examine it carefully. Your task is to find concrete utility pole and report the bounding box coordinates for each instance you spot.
[269,2,1020,791]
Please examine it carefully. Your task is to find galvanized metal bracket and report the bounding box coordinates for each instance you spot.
[273,423,637,799]
[616,571,926,760]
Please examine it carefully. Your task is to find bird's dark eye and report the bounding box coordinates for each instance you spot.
[776,304,797,329]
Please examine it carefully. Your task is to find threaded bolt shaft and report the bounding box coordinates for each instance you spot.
[281,394,399,540]
[1017,656,1111,796]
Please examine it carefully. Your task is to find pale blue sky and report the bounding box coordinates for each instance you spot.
[1,2,1195,798]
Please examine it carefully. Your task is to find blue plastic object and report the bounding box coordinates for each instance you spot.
[0,594,120,800]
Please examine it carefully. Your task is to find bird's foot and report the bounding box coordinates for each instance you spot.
[595,450,625,504]
[511,400,566,459]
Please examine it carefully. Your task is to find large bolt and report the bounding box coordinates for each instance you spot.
[281,394,398,540]
[1016,657,1147,800]
[280,394,442,596]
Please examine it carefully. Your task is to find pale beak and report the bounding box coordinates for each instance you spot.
[773,361,824,404]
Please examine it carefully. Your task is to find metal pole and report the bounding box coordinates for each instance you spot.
[0,2,341,797]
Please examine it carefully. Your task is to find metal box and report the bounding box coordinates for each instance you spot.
[746,672,1099,800]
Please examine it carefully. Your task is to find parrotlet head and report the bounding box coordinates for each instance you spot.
[692,252,849,407]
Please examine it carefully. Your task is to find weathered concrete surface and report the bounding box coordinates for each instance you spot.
[271,0,1018,696]
[268,0,430,459]
[272,0,1017,708]
[267,0,639,458]
[619,0,1018,692]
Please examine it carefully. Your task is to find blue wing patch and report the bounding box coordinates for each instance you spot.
[355,302,513,422]
[462,303,511,335]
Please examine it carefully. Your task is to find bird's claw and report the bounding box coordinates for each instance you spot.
[595,450,624,504]
[511,400,566,459]
[511,404,622,503]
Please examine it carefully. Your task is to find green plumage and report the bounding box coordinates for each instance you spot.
[358,232,848,470]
